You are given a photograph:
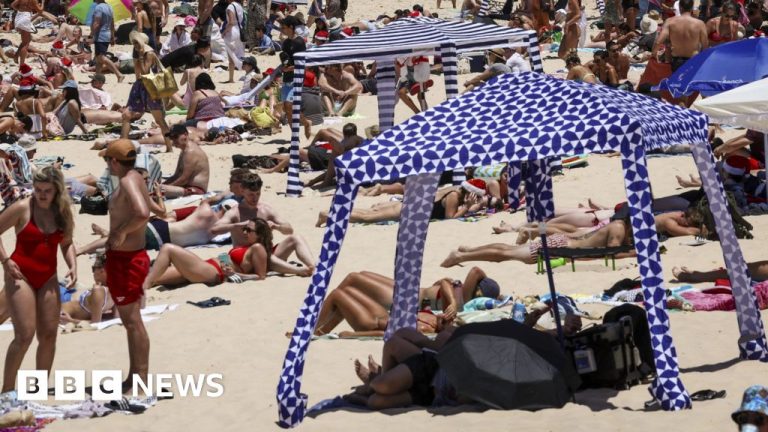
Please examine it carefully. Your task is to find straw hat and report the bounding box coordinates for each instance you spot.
[328,17,342,31]
[17,135,37,152]
[129,31,150,52]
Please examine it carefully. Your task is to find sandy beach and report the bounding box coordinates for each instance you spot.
[0,0,765,430]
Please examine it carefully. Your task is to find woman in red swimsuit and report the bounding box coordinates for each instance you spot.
[141,218,273,289]
[0,167,76,394]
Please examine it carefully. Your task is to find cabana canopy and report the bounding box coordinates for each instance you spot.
[277,73,768,428]
[285,17,542,196]
[694,77,768,133]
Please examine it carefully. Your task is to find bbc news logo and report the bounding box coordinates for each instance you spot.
[17,370,224,401]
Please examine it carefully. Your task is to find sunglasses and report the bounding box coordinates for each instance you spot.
[242,227,256,234]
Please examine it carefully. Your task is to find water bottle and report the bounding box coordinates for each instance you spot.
[512,302,527,323]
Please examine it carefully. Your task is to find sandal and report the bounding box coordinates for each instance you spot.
[105,398,147,414]
[690,389,726,401]
[186,297,231,308]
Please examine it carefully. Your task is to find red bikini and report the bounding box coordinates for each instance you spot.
[11,206,64,290]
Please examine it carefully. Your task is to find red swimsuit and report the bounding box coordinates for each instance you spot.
[11,213,64,290]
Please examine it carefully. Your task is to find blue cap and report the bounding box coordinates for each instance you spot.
[61,80,78,89]
[477,277,500,299]
[733,386,768,421]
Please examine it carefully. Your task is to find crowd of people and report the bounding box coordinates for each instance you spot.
[0,0,762,426]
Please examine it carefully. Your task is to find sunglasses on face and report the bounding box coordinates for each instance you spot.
[242,227,256,234]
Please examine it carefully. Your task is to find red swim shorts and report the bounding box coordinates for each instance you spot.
[106,249,150,306]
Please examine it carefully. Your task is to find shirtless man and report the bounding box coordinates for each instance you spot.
[229,173,293,246]
[606,40,630,81]
[652,0,708,72]
[305,123,364,190]
[318,63,363,117]
[160,125,210,198]
[98,139,151,392]
[197,0,215,38]
[441,219,635,267]
[588,50,619,86]
[558,0,582,59]
[78,200,241,254]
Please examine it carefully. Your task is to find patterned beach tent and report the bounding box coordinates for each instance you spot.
[276,72,768,427]
[286,17,542,196]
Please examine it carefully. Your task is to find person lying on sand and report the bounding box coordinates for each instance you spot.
[673,260,768,284]
[442,219,636,267]
[316,183,495,227]
[59,253,116,324]
[314,267,500,337]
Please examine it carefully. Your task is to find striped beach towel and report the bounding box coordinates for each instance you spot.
[97,152,162,199]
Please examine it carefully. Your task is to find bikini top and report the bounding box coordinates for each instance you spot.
[228,246,248,267]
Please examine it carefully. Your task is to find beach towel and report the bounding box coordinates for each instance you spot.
[472,163,506,179]
[97,152,162,199]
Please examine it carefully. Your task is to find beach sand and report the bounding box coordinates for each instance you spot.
[0,1,765,431]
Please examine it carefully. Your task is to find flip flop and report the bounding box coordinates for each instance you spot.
[690,389,726,401]
[106,398,147,414]
[186,297,231,308]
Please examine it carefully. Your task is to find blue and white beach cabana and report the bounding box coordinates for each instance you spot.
[276,72,768,427]
[286,17,542,196]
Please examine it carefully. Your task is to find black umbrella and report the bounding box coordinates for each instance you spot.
[436,320,581,410]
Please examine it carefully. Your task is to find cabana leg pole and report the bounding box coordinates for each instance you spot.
[524,158,556,223]
[620,142,691,410]
[277,180,359,427]
[690,140,768,361]
[440,42,466,186]
[386,173,442,340]
[286,61,306,198]
[376,60,397,131]
[507,162,524,211]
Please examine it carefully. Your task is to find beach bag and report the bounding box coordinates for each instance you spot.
[249,107,278,128]
[44,113,65,137]
[412,56,430,83]
[79,194,108,215]
[140,57,178,100]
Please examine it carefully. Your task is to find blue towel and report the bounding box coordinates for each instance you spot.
[59,283,76,303]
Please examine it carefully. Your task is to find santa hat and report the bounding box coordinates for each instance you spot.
[314,30,329,41]
[19,63,33,78]
[52,40,64,50]
[341,27,354,37]
[61,57,72,67]
[303,70,316,87]
[461,178,487,195]
[19,77,36,91]
[723,155,750,176]
[409,11,421,17]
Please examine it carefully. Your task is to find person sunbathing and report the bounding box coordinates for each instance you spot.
[141,218,270,288]
[441,219,635,267]
[77,201,241,255]
[673,261,768,284]
[314,267,501,337]
[316,184,492,227]
[59,253,115,324]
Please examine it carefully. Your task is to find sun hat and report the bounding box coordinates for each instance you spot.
[174,18,186,27]
[640,14,659,34]
[476,277,501,299]
[733,386,768,422]
[328,17,342,31]
[61,80,78,89]
[17,135,37,152]
[129,31,150,52]
[0,143,12,154]
[461,178,487,195]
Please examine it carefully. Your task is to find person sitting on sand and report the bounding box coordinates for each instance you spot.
[141,218,275,288]
[316,182,496,227]
[59,253,115,324]
[463,49,512,92]
[314,267,501,337]
[442,218,636,267]
[159,124,210,198]
[318,63,362,117]
[565,52,598,84]
[673,260,768,284]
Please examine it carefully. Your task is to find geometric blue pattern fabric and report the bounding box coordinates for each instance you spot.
[276,71,761,426]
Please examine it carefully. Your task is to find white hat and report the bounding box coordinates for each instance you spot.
[0,143,12,154]
[174,18,186,27]
[640,14,659,34]
[328,17,342,31]
[17,134,37,151]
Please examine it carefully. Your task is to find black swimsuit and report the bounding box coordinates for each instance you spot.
[430,190,458,220]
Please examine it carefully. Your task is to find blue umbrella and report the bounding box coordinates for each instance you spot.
[655,38,768,98]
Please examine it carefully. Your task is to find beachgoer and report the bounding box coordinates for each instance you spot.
[222,0,246,83]
[652,0,708,71]
[159,124,210,198]
[731,385,768,432]
[90,0,124,82]
[0,167,76,393]
[319,63,363,116]
[99,139,152,393]
[558,0,582,59]
[59,253,115,324]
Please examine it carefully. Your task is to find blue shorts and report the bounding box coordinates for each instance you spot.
[94,42,109,56]
[280,83,295,102]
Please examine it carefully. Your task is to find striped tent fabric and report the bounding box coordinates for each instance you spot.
[277,72,767,427]
[286,17,541,197]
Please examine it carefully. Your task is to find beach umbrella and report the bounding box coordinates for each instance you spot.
[69,0,133,26]
[694,78,768,199]
[655,38,768,98]
[436,319,581,410]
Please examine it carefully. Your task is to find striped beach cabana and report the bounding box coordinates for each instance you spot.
[277,72,768,427]
[285,17,542,196]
